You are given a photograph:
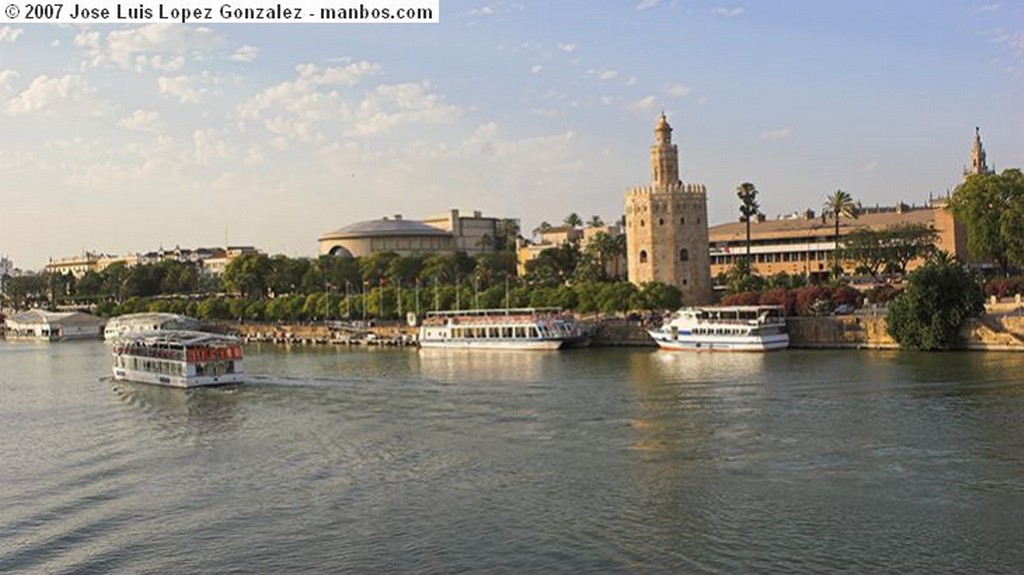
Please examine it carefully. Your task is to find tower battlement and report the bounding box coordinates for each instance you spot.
[626,183,707,198]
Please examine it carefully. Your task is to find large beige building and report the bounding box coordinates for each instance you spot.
[319,209,504,258]
[708,127,986,281]
[624,114,713,304]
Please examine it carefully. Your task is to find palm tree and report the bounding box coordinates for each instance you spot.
[587,215,605,228]
[823,188,859,251]
[532,221,552,240]
[736,182,760,265]
[563,212,583,229]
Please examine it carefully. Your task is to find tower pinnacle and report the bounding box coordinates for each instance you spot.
[968,126,989,176]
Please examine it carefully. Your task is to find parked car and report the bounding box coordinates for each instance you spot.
[833,303,856,315]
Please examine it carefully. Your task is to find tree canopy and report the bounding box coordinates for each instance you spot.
[885,251,985,350]
[947,168,1024,274]
[840,222,938,278]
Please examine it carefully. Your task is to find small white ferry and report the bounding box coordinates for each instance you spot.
[648,305,789,352]
[104,312,201,340]
[418,308,591,350]
[111,330,245,388]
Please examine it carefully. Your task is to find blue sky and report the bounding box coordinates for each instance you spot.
[2,0,1022,270]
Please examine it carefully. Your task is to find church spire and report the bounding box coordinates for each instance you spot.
[968,126,990,176]
[651,113,680,187]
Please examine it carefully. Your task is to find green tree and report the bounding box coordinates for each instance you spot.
[531,221,552,239]
[842,223,939,280]
[823,189,859,256]
[563,212,583,229]
[587,215,605,228]
[947,168,1024,274]
[736,182,760,264]
[885,251,985,350]
[223,252,272,298]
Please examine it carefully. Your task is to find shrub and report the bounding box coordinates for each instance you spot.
[886,252,985,350]
[721,291,761,306]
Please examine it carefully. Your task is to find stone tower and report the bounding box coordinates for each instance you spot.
[625,114,712,305]
[967,126,991,176]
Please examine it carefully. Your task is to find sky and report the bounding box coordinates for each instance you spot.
[1,0,1022,270]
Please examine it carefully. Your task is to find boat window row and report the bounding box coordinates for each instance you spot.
[692,327,753,336]
[116,356,187,377]
[450,326,541,339]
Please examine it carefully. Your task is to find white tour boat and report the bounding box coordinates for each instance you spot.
[111,330,245,388]
[648,305,789,352]
[418,307,591,350]
[104,312,201,340]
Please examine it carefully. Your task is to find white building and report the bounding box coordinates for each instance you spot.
[4,309,105,341]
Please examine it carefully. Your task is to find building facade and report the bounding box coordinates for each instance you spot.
[319,209,506,258]
[624,114,713,304]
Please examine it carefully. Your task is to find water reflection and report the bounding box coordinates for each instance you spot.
[415,348,547,383]
[111,380,244,439]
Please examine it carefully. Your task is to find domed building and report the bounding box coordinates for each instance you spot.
[319,209,508,258]
[318,215,455,258]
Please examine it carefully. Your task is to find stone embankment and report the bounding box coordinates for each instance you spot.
[213,307,1024,351]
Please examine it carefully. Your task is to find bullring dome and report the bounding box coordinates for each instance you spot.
[318,215,454,258]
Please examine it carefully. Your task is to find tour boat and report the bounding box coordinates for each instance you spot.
[111,330,245,388]
[104,312,201,340]
[417,307,591,350]
[648,305,789,351]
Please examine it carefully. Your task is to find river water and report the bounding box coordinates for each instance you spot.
[2,340,1024,573]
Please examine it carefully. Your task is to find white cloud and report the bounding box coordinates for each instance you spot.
[636,0,660,10]
[631,95,660,113]
[531,65,543,74]
[760,127,792,140]
[75,24,223,71]
[230,45,259,62]
[119,109,162,132]
[193,128,234,164]
[0,69,18,91]
[239,60,380,120]
[0,26,23,43]
[557,42,577,53]
[712,6,745,17]
[666,82,692,97]
[7,74,94,115]
[158,75,207,103]
[976,3,1000,12]
[350,81,461,136]
[991,28,1024,62]
[861,160,879,172]
[588,69,619,81]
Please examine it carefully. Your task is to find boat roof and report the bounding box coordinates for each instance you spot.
[115,330,240,346]
[681,305,784,312]
[424,307,563,318]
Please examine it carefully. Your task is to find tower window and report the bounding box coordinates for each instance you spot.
[640,219,645,227]
[659,218,664,226]
[639,250,648,264]
[680,217,685,225]
[680,249,689,262]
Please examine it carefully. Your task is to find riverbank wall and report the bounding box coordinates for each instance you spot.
[216,311,1024,351]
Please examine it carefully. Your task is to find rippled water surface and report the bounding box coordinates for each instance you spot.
[3,341,1024,573]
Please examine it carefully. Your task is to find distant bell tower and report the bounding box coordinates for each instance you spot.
[967,126,991,176]
[625,114,713,305]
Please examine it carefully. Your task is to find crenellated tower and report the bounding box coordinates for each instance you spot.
[625,114,712,305]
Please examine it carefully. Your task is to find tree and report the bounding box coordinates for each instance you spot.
[736,182,760,264]
[823,189,859,256]
[947,168,1024,274]
[885,251,985,350]
[493,218,521,252]
[587,215,605,228]
[532,221,552,239]
[563,212,583,229]
[840,223,938,280]
[223,252,273,299]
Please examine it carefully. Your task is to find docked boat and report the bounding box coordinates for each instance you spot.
[111,330,245,388]
[104,312,201,340]
[648,305,789,351]
[418,307,591,350]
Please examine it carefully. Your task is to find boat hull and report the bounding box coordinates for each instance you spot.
[112,367,245,388]
[648,330,789,352]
